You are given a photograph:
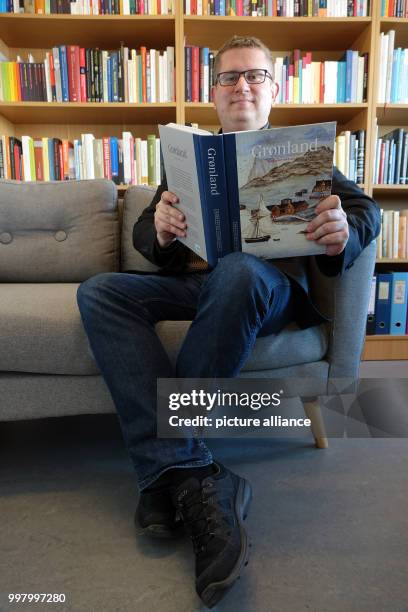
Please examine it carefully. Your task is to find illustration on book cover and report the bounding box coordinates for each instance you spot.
[234,121,336,258]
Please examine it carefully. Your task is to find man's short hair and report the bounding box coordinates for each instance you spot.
[213,36,274,84]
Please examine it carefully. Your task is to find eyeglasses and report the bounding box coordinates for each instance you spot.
[215,69,273,87]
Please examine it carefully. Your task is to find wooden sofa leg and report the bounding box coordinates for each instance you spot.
[303,398,329,449]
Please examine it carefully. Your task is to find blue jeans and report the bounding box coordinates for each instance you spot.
[77,252,295,490]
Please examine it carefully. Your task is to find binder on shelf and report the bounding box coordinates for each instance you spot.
[366,275,377,335]
[375,273,393,335]
[390,272,408,336]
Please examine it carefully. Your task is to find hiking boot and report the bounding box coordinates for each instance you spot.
[136,486,184,539]
[172,462,252,608]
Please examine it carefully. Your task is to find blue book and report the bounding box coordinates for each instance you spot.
[375,273,393,334]
[159,124,231,266]
[0,0,7,11]
[110,137,119,184]
[390,48,401,103]
[219,0,225,14]
[59,46,69,102]
[390,272,408,335]
[383,128,404,184]
[48,139,55,181]
[342,50,353,103]
[159,121,337,265]
[337,62,346,103]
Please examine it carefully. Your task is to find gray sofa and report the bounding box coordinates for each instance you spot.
[0,179,376,439]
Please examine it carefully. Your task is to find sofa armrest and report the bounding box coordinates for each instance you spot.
[309,241,376,380]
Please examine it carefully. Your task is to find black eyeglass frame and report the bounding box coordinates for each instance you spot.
[215,68,274,86]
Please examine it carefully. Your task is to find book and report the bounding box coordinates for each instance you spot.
[158,121,337,266]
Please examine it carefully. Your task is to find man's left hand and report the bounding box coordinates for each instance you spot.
[305,195,349,256]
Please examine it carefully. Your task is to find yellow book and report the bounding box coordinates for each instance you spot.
[42,137,50,181]
[8,62,17,102]
[293,76,299,104]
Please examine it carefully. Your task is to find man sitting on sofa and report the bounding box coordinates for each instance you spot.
[77,35,380,608]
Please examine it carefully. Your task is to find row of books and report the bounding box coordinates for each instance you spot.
[184,0,370,16]
[334,130,365,185]
[373,127,408,185]
[185,46,368,104]
[367,273,408,335]
[0,0,174,13]
[0,46,175,103]
[377,209,408,260]
[380,0,408,16]
[377,31,408,104]
[0,133,163,186]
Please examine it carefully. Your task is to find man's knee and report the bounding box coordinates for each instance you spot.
[77,272,118,312]
[212,252,281,292]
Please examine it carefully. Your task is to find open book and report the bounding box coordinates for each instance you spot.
[159,121,337,266]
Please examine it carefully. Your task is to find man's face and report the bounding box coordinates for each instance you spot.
[211,47,277,133]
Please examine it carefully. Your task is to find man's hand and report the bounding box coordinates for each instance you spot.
[305,195,349,256]
[154,191,187,248]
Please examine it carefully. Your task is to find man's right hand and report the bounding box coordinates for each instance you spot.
[154,191,187,248]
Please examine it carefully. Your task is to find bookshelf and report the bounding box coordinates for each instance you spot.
[0,4,407,360]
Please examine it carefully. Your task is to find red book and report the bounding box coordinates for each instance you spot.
[67,45,81,102]
[62,140,73,180]
[191,46,200,103]
[319,62,324,104]
[33,140,44,181]
[48,53,56,102]
[102,137,111,179]
[141,47,147,103]
[13,143,21,181]
[236,0,243,14]
[287,63,293,104]
[79,48,87,102]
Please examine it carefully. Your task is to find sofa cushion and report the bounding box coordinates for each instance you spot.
[1,283,328,375]
[0,179,119,282]
[0,283,98,375]
[155,321,328,371]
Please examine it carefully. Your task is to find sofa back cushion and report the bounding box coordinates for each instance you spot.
[121,184,159,272]
[0,179,119,282]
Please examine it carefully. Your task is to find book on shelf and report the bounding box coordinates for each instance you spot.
[381,1,408,19]
[183,0,370,15]
[377,208,408,260]
[373,127,408,185]
[0,46,175,104]
[159,121,337,267]
[0,132,163,186]
[184,46,368,104]
[0,0,175,13]
[377,31,408,104]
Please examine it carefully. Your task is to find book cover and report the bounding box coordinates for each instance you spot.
[159,121,336,265]
[223,121,336,259]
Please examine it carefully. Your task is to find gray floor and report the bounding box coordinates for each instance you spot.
[1,411,408,612]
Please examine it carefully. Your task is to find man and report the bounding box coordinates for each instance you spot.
[77,36,380,608]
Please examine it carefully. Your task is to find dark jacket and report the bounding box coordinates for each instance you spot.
[132,167,380,328]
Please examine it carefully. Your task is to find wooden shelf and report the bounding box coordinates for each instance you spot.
[183,16,371,49]
[0,14,175,49]
[376,258,408,263]
[363,335,408,361]
[185,102,368,126]
[0,102,177,124]
[376,104,408,125]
